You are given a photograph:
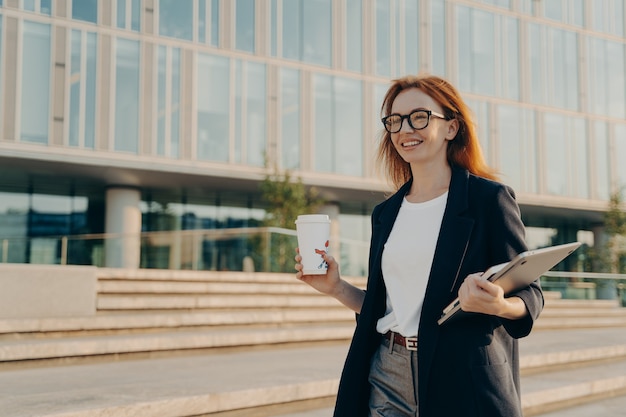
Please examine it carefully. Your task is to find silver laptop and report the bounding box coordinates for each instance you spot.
[437,241,582,325]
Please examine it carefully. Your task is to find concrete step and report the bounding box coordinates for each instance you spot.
[96,269,367,286]
[518,328,626,359]
[521,359,626,416]
[267,394,626,417]
[0,309,355,336]
[1,327,625,417]
[0,324,356,363]
[95,282,620,312]
[540,308,626,318]
[5,312,622,342]
[274,394,626,417]
[543,291,563,300]
[97,279,325,295]
[530,394,626,417]
[96,293,346,310]
[544,298,621,309]
[3,305,621,335]
[97,269,309,283]
[535,316,626,329]
[2,316,625,366]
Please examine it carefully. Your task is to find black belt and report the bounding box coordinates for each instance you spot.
[383,331,418,351]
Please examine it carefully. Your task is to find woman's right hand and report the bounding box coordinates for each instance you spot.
[294,248,341,296]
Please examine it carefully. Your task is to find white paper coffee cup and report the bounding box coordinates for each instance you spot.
[295,214,331,275]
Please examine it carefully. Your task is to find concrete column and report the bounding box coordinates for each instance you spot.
[105,187,142,268]
[592,225,608,270]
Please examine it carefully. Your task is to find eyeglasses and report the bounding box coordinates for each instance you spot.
[381,109,447,133]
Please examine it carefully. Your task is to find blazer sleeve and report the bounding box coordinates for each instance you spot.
[488,184,544,339]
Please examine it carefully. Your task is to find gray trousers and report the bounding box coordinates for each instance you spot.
[368,336,418,417]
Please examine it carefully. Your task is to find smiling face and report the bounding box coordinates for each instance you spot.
[389,88,458,171]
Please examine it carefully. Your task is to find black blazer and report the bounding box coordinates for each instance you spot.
[333,166,544,417]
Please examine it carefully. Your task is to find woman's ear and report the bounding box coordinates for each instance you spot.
[445,119,459,141]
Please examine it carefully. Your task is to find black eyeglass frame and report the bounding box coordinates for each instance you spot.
[381,109,448,133]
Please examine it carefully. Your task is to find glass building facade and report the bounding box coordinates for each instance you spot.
[0,0,624,271]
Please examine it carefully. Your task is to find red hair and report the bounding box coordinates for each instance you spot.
[377,74,498,189]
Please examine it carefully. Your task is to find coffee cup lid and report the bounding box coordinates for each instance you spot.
[295,214,330,224]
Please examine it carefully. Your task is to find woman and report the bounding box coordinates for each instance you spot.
[295,74,543,417]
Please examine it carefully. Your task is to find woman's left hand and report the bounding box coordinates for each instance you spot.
[458,273,528,320]
[458,273,507,316]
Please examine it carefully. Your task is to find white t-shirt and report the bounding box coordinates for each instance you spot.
[376,192,448,337]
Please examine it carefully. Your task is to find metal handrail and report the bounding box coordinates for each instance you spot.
[543,271,626,280]
[0,227,369,277]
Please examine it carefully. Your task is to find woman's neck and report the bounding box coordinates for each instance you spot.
[405,164,452,203]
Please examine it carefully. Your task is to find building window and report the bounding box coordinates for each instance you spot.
[466,10,514,97]
[282,0,332,67]
[592,0,624,37]
[159,0,193,41]
[114,38,140,154]
[528,24,543,105]
[197,0,220,46]
[550,29,578,111]
[375,0,391,77]
[345,0,362,72]
[544,113,568,196]
[543,0,585,27]
[116,0,141,32]
[314,75,363,176]
[280,68,300,170]
[0,192,29,263]
[587,37,625,119]
[270,0,277,56]
[466,99,491,166]
[570,117,589,199]
[593,121,610,200]
[615,124,626,189]
[302,0,332,66]
[374,82,388,137]
[431,0,446,77]
[570,0,585,27]
[403,0,419,76]
[543,0,563,22]
[234,60,266,166]
[501,16,520,100]
[475,0,511,9]
[21,21,51,145]
[0,15,3,134]
[210,0,219,46]
[457,6,495,96]
[235,0,255,53]
[520,1,534,15]
[21,0,51,15]
[197,53,229,162]
[198,0,206,43]
[170,48,181,158]
[72,0,97,24]
[156,46,181,158]
[497,105,537,193]
[68,30,97,149]
[528,25,579,111]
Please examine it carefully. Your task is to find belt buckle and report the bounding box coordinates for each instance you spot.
[405,337,418,351]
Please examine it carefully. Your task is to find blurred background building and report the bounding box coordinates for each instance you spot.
[0,0,624,274]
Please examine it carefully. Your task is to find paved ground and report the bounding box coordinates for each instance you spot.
[0,327,624,417]
[275,397,626,417]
